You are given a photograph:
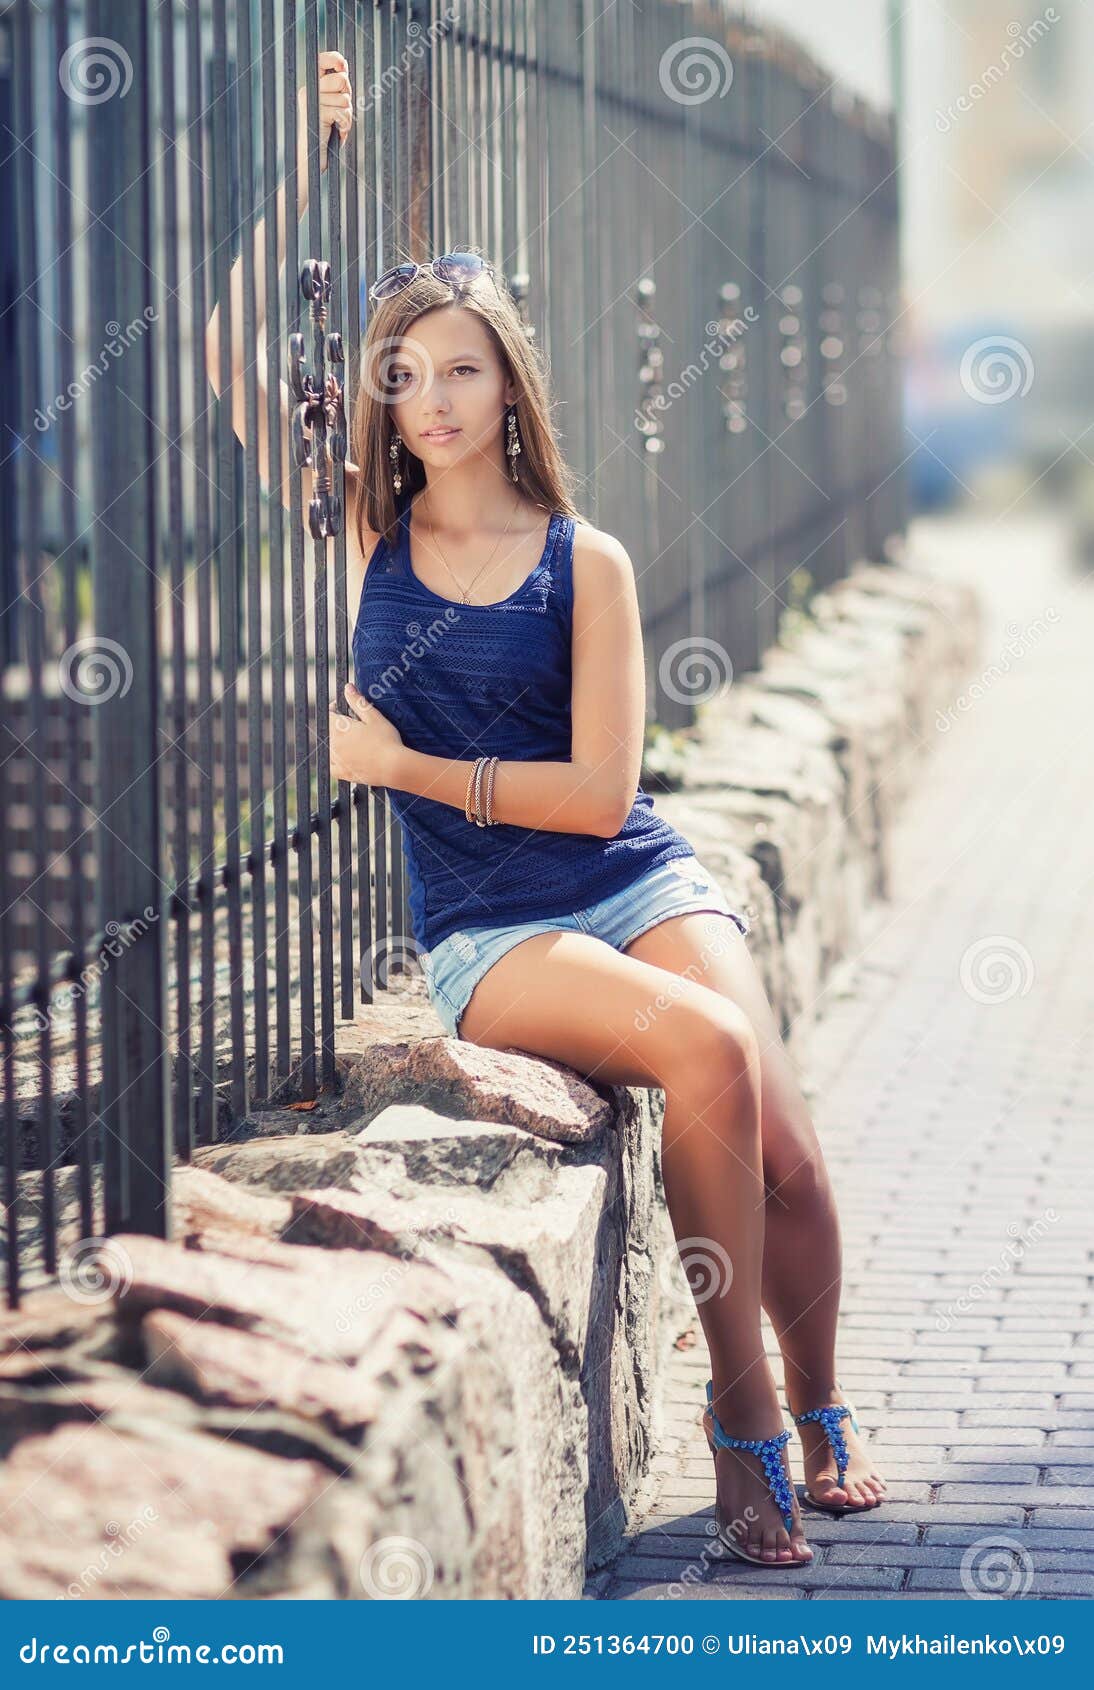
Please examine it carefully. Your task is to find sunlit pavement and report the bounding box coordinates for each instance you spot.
[587,506,1094,1600]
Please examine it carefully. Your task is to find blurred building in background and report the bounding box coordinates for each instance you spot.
[747,0,1090,529]
[740,0,893,106]
[901,0,1091,518]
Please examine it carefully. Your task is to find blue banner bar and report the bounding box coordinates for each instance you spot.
[1,1599,1087,1683]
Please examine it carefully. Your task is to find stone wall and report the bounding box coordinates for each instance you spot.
[0,552,981,1600]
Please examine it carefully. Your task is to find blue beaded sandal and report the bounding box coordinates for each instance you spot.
[703,1380,810,1567]
[792,1387,875,1515]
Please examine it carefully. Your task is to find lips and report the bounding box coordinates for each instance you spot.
[420,427,460,441]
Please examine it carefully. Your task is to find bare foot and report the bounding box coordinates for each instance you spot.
[790,1388,889,1511]
[702,1408,814,1564]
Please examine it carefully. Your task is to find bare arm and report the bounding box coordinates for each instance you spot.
[336,528,645,838]
[203,52,354,518]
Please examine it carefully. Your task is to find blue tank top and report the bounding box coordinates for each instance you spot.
[351,491,696,954]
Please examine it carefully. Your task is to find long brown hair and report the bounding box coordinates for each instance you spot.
[349,257,585,557]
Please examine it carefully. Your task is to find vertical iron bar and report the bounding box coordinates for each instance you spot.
[286,0,317,1097]
[159,0,195,1160]
[185,0,217,1146]
[379,0,396,263]
[452,0,468,261]
[236,0,270,1099]
[361,0,378,272]
[428,0,443,247]
[438,0,454,244]
[14,0,55,1268]
[372,787,388,987]
[487,0,498,248]
[360,0,380,1000]
[353,0,376,1007]
[210,0,249,1119]
[260,0,293,1085]
[465,0,476,240]
[303,0,336,1088]
[327,0,355,1025]
[53,0,94,1246]
[373,4,395,982]
[581,0,599,515]
[87,0,171,1233]
[0,727,15,1304]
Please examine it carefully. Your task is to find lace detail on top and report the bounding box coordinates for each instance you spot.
[351,492,695,953]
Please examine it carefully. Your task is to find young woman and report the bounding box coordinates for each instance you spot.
[207,50,887,1572]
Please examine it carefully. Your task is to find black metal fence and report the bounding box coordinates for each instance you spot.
[0,0,904,1306]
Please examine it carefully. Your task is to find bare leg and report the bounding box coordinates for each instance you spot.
[623,911,889,1510]
[458,928,814,1563]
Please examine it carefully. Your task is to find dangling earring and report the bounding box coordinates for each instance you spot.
[506,406,522,482]
[389,429,403,495]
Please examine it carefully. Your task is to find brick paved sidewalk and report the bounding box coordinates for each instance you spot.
[587,510,1094,1601]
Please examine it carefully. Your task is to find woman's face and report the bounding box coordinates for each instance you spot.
[387,304,515,472]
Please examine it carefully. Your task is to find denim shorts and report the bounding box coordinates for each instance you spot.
[419,853,750,1040]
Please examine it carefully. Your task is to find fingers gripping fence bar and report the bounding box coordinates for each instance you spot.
[0,0,905,1306]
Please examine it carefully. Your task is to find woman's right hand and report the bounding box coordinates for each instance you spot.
[297,51,353,183]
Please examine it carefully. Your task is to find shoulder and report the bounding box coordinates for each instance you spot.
[570,520,636,596]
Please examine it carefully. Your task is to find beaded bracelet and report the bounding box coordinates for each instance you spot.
[472,754,488,826]
[464,757,482,824]
[465,754,500,827]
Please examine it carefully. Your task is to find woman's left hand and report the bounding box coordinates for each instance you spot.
[328,683,404,786]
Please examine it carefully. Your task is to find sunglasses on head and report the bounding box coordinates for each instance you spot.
[368,251,501,303]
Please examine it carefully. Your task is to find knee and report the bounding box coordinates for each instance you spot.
[664,1002,761,1103]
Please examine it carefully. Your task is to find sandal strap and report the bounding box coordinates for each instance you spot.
[705,1380,796,1533]
[791,1401,858,1486]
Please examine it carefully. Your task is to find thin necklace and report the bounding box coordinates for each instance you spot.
[420,490,522,605]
